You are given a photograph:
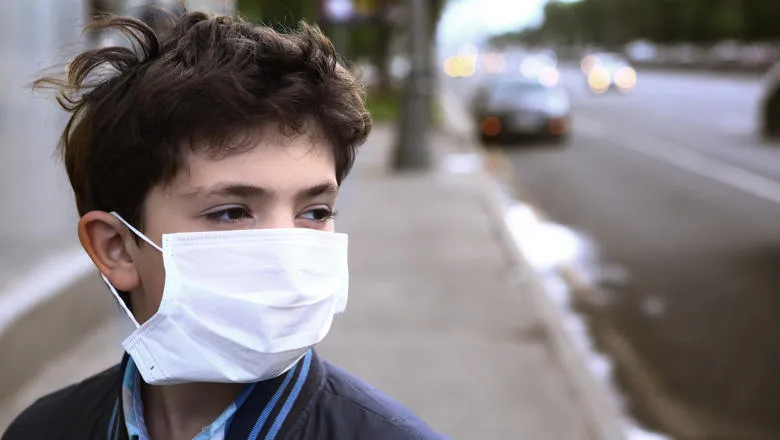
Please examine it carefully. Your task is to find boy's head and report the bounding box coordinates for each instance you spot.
[38,12,370,323]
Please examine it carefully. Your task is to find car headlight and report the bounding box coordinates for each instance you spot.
[581,55,598,74]
[614,66,637,90]
[588,67,611,92]
[443,55,476,78]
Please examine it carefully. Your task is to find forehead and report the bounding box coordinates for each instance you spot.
[173,130,337,192]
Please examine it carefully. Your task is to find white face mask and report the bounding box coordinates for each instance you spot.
[102,213,349,386]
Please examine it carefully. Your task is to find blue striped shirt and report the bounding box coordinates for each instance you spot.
[108,351,312,440]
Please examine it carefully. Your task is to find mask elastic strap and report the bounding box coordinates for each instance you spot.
[101,274,141,328]
[103,211,161,329]
[110,211,163,252]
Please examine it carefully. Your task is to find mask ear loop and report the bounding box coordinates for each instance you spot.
[101,274,141,328]
[99,212,164,328]
[109,211,163,253]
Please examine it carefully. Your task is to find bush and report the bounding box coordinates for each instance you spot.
[365,88,399,122]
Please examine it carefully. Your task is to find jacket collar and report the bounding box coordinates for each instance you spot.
[226,349,325,440]
[113,350,325,440]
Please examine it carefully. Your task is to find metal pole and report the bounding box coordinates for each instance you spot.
[392,0,431,171]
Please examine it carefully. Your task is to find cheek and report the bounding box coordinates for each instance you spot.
[134,247,167,314]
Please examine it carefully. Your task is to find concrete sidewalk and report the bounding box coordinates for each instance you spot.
[1,124,596,439]
[320,124,591,439]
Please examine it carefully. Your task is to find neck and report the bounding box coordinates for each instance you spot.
[143,381,245,440]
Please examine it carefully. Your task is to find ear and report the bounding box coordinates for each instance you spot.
[78,211,141,292]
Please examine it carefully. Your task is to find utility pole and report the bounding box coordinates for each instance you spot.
[392,0,432,171]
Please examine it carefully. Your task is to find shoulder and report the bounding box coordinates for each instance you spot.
[2,364,120,440]
[305,361,448,440]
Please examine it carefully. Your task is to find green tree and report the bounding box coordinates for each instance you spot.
[743,0,780,41]
[506,0,780,46]
[709,0,745,40]
[236,0,448,95]
[236,0,314,27]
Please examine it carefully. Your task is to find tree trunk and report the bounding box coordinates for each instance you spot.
[373,19,393,94]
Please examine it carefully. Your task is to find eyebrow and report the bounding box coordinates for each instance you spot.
[181,181,339,201]
[297,182,339,200]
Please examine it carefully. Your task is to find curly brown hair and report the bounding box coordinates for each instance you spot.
[35,11,371,228]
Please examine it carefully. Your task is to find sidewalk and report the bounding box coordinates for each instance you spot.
[320,124,591,439]
[1,124,594,439]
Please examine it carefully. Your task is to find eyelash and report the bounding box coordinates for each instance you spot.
[204,206,337,224]
[205,206,250,224]
[302,207,338,222]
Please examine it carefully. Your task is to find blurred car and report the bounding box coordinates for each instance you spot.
[759,60,780,141]
[471,77,571,144]
[580,52,637,93]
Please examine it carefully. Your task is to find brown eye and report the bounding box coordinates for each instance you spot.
[299,208,336,222]
[205,206,251,224]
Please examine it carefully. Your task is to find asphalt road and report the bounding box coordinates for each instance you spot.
[446,68,780,439]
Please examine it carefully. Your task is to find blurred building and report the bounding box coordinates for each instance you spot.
[0,0,86,261]
[0,0,234,271]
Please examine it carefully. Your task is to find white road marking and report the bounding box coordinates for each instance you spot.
[576,117,780,206]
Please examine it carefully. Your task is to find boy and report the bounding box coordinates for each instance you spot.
[4,11,446,440]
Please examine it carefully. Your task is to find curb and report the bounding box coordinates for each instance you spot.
[476,170,626,440]
[0,248,115,410]
[433,93,628,438]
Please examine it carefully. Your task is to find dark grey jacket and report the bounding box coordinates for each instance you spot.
[3,350,448,440]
